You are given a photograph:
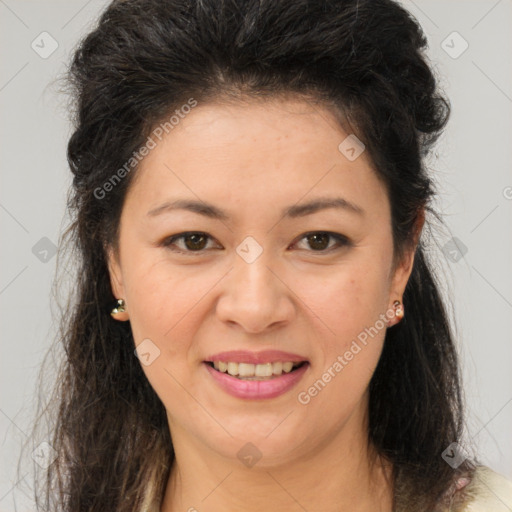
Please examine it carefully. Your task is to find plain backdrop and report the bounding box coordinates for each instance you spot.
[1,0,511,509]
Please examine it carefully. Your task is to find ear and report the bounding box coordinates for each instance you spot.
[387,209,425,326]
[107,245,130,321]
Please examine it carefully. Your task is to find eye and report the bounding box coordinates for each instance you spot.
[292,231,350,252]
[162,232,220,253]
[161,230,350,255]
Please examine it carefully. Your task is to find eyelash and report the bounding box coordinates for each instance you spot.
[161,231,351,255]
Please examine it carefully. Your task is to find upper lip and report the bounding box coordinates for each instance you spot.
[205,350,308,364]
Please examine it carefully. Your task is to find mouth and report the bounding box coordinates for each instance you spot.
[203,350,310,399]
[204,360,308,381]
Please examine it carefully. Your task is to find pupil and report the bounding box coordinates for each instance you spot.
[308,233,329,250]
[185,234,206,250]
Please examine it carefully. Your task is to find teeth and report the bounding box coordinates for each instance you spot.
[227,362,239,376]
[282,362,293,373]
[210,361,303,379]
[255,363,273,377]
[238,363,255,377]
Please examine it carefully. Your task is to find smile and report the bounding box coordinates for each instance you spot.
[207,360,305,380]
[203,360,309,399]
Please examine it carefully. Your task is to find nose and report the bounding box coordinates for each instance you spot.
[216,250,295,334]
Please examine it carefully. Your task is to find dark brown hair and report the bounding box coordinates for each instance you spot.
[25,0,474,510]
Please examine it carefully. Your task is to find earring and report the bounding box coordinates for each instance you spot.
[111,299,126,317]
[393,300,404,320]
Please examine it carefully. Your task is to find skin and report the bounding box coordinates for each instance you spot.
[108,98,422,511]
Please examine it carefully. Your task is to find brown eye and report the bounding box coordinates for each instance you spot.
[183,233,208,250]
[306,233,330,251]
[294,232,350,252]
[162,232,218,253]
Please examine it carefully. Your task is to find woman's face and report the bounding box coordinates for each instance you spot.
[108,98,416,466]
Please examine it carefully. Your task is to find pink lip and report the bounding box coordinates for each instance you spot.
[204,361,309,400]
[204,350,308,364]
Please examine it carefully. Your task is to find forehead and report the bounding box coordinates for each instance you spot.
[123,98,389,225]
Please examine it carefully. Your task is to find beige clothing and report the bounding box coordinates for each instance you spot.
[148,465,512,511]
[459,466,512,511]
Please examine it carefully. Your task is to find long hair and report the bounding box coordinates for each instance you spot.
[26,0,472,510]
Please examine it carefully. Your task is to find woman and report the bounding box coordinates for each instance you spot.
[31,0,512,510]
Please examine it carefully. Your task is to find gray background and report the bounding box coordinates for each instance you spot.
[1,0,511,509]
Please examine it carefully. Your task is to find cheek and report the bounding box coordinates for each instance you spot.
[121,252,219,357]
[295,269,390,415]
[120,256,212,409]
[298,259,391,350]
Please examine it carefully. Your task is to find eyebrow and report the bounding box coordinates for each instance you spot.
[147,196,365,220]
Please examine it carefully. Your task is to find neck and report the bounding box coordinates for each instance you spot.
[160,410,393,512]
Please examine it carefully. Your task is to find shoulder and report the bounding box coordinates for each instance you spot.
[460,465,512,511]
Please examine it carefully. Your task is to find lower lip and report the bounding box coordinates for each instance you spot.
[204,362,309,400]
